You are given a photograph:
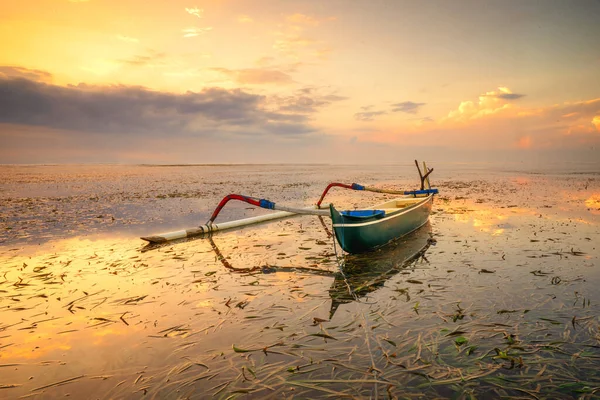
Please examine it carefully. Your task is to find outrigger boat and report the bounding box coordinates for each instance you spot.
[141,161,438,254]
[330,192,433,254]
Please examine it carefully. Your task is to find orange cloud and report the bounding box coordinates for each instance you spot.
[438,89,599,146]
[361,90,600,152]
[593,116,600,131]
[0,66,53,82]
[444,87,523,122]
[566,124,596,136]
[562,112,579,118]
[185,7,203,18]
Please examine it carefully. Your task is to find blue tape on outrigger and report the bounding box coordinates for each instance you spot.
[404,188,439,195]
[259,199,276,209]
[351,183,365,190]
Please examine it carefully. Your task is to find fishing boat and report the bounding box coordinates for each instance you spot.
[315,160,436,253]
[329,191,434,254]
[141,160,438,254]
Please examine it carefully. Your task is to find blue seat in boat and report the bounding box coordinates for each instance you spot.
[340,209,385,220]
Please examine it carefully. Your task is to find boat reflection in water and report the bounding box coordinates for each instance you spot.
[329,222,434,319]
[185,223,433,321]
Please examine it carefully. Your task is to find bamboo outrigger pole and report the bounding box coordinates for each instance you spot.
[141,208,321,243]
[141,194,328,244]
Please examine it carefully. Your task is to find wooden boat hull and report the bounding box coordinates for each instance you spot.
[330,194,433,254]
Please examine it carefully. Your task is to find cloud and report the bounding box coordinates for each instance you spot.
[354,111,386,121]
[593,116,600,131]
[444,87,524,122]
[185,7,203,18]
[565,123,597,136]
[210,67,294,85]
[0,73,317,139]
[411,93,600,152]
[391,101,426,114]
[0,66,53,83]
[116,35,139,44]
[182,27,212,37]
[480,94,600,138]
[496,92,526,100]
[321,94,346,102]
[269,87,347,114]
[484,87,526,100]
[562,112,579,118]
[354,102,429,121]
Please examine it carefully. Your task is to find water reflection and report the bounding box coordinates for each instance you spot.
[2,165,599,398]
[205,223,434,320]
[329,223,433,318]
[585,193,600,215]
[207,234,335,277]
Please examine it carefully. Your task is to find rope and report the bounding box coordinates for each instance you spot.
[330,219,380,399]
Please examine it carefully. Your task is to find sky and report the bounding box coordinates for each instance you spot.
[1,0,599,164]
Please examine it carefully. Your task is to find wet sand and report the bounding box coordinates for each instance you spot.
[1,163,599,399]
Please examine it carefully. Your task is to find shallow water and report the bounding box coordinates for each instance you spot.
[0,163,599,399]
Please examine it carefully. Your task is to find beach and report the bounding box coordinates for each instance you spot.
[1,162,599,399]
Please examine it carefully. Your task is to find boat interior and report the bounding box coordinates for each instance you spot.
[367,195,429,215]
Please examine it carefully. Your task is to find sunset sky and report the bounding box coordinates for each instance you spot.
[1,0,599,164]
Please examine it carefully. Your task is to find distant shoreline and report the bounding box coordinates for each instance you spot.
[1,160,598,168]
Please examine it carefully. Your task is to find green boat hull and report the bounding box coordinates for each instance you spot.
[330,195,433,254]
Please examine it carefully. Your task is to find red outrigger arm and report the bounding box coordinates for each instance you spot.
[316,183,364,208]
[208,193,329,224]
[208,194,275,223]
